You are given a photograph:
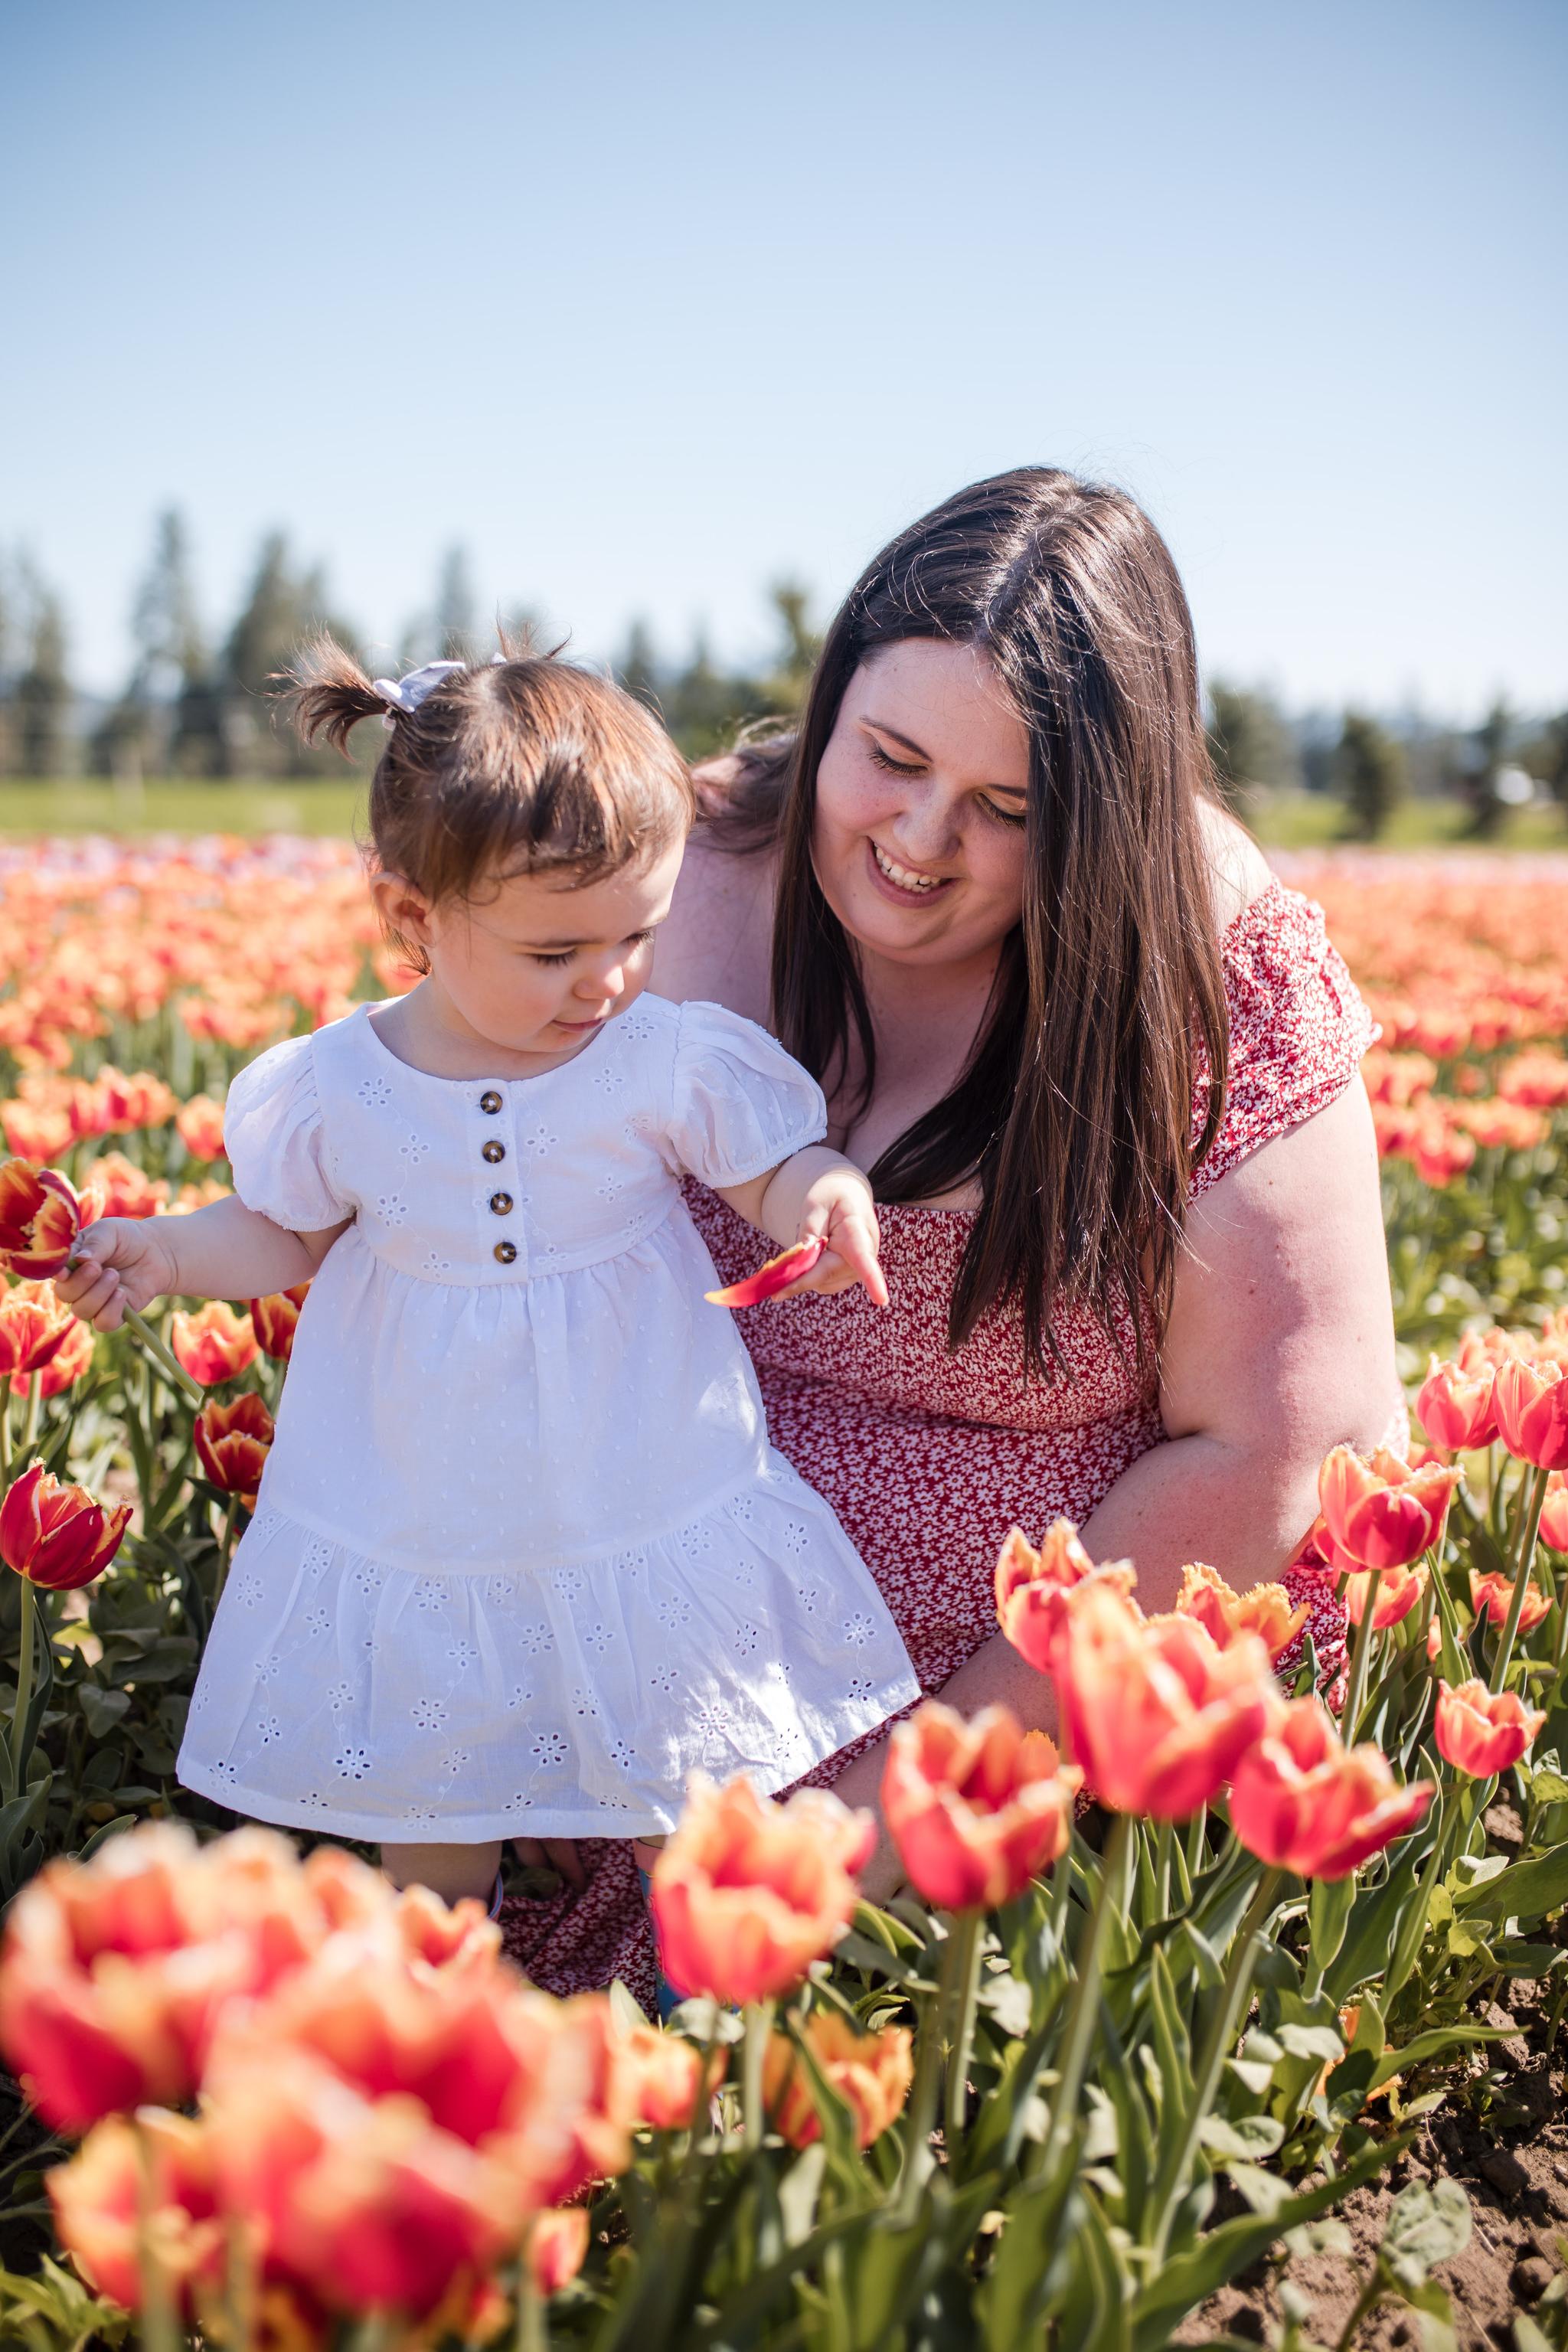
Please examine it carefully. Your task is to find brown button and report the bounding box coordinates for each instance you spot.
[488,1191,514,1216]
[482,1138,505,1165]
[479,1089,503,1115]
[493,1240,517,1265]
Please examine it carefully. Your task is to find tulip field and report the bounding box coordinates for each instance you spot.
[2,842,1568,2352]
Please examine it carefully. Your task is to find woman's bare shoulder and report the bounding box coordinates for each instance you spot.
[654,829,776,1021]
[1198,796,1275,933]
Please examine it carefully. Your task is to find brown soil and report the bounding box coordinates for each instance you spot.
[1181,1987,1565,2350]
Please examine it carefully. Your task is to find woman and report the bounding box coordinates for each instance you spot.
[503,466,1397,1998]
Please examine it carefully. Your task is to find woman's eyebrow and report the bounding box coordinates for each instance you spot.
[861,714,1027,793]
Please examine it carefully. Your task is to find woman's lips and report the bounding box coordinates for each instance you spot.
[864,838,953,905]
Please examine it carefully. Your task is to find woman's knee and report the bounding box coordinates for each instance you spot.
[380,1839,501,1904]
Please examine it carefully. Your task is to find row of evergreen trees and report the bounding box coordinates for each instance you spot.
[1,512,1564,838]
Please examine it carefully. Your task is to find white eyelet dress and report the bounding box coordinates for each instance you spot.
[176,995,920,1841]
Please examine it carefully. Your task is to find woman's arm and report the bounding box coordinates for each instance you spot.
[830,1080,1398,1896]
[55,1194,350,1331]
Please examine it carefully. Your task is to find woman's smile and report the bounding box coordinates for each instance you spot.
[867,839,953,901]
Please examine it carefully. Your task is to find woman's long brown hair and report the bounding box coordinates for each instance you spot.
[706,467,1230,1377]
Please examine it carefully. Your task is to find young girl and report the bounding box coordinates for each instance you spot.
[60,645,918,1909]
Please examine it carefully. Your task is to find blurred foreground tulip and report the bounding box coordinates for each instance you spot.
[620,2017,724,2130]
[0,1461,130,1590]
[1434,1680,1544,1777]
[650,1772,874,2006]
[48,2108,223,2315]
[0,1277,75,1379]
[194,1390,274,1503]
[251,1282,310,1363]
[0,1159,98,1279]
[881,1701,1080,1911]
[175,1093,228,1163]
[1230,1699,1432,1879]
[763,2010,914,2150]
[1175,1561,1309,1660]
[1540,1475,1568,1553]
[1318,1446,1458,1571]
[170,1299,260,1385]
[1493,1354,1568,1471]
[1050,1579,1278,1820]
[528,2205,590,2295]
[1469,1569,1551,1633]
[1342,1560,1428,1630]
[1417,1352,1498,1452]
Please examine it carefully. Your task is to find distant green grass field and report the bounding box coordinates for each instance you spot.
[1,778,1563,853]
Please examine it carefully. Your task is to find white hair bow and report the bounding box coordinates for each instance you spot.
[371,659,466,724]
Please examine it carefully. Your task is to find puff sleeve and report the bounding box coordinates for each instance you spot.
[222,1034,348,1230]
[663,1001,828,1187]
[1189,882,1378,1200]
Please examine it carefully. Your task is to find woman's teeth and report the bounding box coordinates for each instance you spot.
[872,843,942,894]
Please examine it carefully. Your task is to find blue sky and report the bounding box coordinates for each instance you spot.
[3,0,1563,715]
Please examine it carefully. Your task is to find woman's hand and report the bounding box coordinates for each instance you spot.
[54,1218,181,1332]
[508,1834,589,1893]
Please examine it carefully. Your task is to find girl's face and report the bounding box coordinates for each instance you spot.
[812,640,1031,972]
[374,837,687,1064]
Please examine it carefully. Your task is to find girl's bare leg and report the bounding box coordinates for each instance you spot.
[381,1840,501,1904]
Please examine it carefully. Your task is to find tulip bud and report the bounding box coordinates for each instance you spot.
[762,2010,914,2150]
[194,1391,275,1504]
[528,2206,590,2295]
[47,2109,223,2316]
[1433,1680,1544,1778]
[619,2017,724,2130]
[1540,1475,1568,1553]
[1230,1698,1432,1879]
[1416,1354,1498,1452]
[0,1462,131,1591]
[251,1282,310,1364]
[993,1519,1136,1673]
[170,1300,260,1386]
[1341,1560,1428,1630]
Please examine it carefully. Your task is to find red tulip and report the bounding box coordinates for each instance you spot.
[1342,1560,1429,1629]
[1050,1577,1279,1821]
[252,1282,310,1363]
[0,1277,75,1379]
[528,2206,590,2295]
[0,1159,98,1279]
[650,1772,874,2005]
[1469,1570,1551,1634]
[705,1235,825,1308]
[1433,1680,1545,1778]
[0,1462,130,1590]
[1540,1475,1568,1553]
[170,1300,260,1385]
[1416,1354,1498,1452]
[48,2109,223,2316]
[85,1150,168,1220]
[194,1390,275,1503]
[762,2010,914,2150]
[1493,1355,1568,1472]
[1176,1561,1310,1661]
[993,1519,1138,1671]
[880,1701,1080,1910]
[10,1311,93,1400]
[175,1094,228,1163]
[619,2018,725,2130]
[1230,1698,1433,1880]
[1318,1445,1459,1571]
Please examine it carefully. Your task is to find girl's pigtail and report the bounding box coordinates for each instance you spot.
[277,635,391,756]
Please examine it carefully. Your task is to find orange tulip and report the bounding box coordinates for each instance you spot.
[762,2010,914,2150]
[650,1773,874,2006]
[1416,1354,1498,1452]
[9,1308,93,1400]
[1286,1514,1352,1577]
[1229,1698,1433,1879]
[1540,1475,1568,1553]
[1469,1570,1551,1634]
[1341,1560,1429,1630]
[1176,1561,1309,1661]
[0,1276,76,1380]
[96,1068,178,1134]
[1493,1354,1568,1471]
[1,1099,74,1161]
[171,1299,260,1385]
[0,1462,130,1591]
[83,1149,168,1220]
[48,2109,223,2315]
[619,2018,724,2130]
[528,2206,590,2295]
[252,1282,311,1364]
[1050,1577,1279,1821]
[1433,1680,1545,1778]
[0,1159,97,1278]
[1318,1445,1459,1571]
[994,1519,1137,1671]
[880,1701,1080,1910]
[195,1390,275,1503]
[175,1093,228,1163]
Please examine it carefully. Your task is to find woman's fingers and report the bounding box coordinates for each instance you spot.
[508,1834,588,1891]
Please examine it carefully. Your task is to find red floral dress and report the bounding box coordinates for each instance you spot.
[501,879,1377,2005]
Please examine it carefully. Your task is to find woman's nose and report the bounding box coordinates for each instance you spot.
[890,785,960,866]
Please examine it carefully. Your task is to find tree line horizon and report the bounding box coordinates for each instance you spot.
[2,510,1565,842]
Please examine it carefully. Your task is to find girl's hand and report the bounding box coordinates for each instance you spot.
[53,1217,181,1333]
[786,1170,888,1308]
[509,1834,589,1893]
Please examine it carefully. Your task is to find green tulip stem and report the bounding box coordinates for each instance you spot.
[515,2221,548,2352]
[9,1572,37,1797]
[741,1998,774,2153]
[122,1304,207,1407]
[942,1906,985,2151]
[1427,1540,1469,1684]
[134,2122,183,2352]
[1033,1811,1132,2180]
[1491,1463,1550,1692]
[1341,1570,1384,1742]
[18,1371,41,1461]
[895,1910,974,2219]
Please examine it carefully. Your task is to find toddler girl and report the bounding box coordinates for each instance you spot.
[62,645,917,1910]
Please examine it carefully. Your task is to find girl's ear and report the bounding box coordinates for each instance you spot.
[369,871,436,952]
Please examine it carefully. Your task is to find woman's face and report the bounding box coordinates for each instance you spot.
[812,640,1031,971]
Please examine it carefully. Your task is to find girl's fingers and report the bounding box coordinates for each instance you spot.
[824,1218,888,1308]
[63,1265,123,1329]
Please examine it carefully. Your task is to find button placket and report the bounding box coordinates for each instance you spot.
[476,1086,522,1273]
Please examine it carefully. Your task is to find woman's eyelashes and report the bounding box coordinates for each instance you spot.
[865,737,1027,830]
